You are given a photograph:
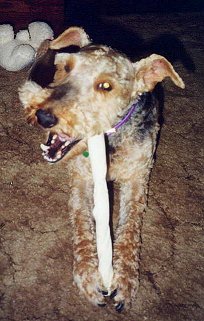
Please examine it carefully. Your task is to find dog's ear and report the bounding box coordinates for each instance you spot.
[50,27,90,50]
[28,27,90,88]
[133,54,185,93]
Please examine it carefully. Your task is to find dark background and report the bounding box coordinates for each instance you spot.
[0,1,203,36]
[65,0,198,70]
[65,0,204,18]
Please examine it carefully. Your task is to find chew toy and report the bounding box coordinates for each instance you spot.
[87,134,113,290]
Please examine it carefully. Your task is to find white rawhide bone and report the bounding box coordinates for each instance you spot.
[88,134,113,290]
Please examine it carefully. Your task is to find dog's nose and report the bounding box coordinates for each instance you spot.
[35,109,58,128]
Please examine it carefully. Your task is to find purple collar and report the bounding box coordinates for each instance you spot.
[105,95,141,136]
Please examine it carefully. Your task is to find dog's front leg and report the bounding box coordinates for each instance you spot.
[110,134,156,312]
[68,175,105,306]
[111,179,146,311]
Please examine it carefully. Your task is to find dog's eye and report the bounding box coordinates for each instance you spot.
[97,82,112,91]
[64,64,71,73]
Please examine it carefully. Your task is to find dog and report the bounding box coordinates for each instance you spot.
[19,27,185,312]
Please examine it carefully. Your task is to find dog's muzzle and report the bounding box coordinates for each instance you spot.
[35,109,58,128]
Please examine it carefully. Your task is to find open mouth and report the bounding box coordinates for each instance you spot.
[40,132,80,163]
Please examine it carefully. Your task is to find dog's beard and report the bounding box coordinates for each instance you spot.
[40,132,80,163]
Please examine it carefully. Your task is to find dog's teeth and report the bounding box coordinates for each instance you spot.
[40,143,50,152]
[43,154,49,160]
[43,155,55,162]
[64,141,70,146]
[51,134,58,144]
[57,151,62,158]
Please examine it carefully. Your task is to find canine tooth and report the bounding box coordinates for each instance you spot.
[53,134,57,139]
[40,143,50,151]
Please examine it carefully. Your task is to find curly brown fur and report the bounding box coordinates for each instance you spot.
[19,27,184,312]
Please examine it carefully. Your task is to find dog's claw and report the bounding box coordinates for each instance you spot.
[101,290,109,296]
[115,301,124,313]
[98,303,106,307]
[110,288,117,299]
[98,288,109,296]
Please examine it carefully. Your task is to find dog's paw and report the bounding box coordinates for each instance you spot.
[110,272,139,312]
[74,265,106,306]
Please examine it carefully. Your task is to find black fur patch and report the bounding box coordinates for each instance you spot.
[29,49,56,88]
[29,46,80,88]
[49,83,71,100]
[134,92,158,139]
[57,45,80,54]
[138,93,157,130]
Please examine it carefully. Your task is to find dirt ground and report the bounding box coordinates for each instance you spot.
[0,12,204,321]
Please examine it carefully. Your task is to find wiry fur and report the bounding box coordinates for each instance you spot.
[19,27,184,312]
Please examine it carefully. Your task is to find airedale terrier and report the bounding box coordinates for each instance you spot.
[19,27,184,312]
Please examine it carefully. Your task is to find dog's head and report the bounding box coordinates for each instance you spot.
[19,27,185,163]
